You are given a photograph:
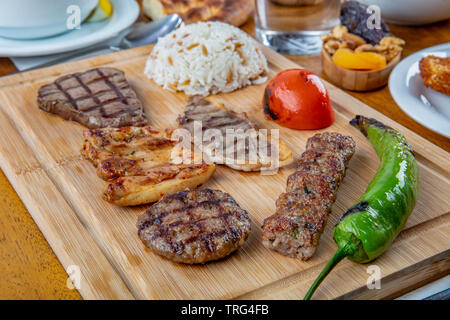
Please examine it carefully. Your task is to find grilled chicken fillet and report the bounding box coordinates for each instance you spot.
[82,126,215,206]
[262,132,355,260]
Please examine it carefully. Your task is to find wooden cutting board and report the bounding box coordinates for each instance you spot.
[0,45,448,300]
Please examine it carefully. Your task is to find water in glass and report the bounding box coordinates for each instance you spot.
[255,0,341,55]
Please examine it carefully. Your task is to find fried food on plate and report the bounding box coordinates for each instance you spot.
[82,126,215,206]
[419,55,450,96]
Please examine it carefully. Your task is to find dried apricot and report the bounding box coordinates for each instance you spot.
[332,48,387,71]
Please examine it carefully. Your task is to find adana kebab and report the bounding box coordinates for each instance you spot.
[262,132,355,260]
[304,116,419,300]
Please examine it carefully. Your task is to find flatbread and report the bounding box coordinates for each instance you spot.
[142,0,254,26]
[271,0,324,5]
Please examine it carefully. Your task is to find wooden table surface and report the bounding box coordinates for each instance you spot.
[0,12,448,299]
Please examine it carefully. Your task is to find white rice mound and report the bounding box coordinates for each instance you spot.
[144,21,268,96]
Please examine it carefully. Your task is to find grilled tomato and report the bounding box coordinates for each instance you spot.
[263,69,334,130]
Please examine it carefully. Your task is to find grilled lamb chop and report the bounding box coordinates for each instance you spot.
[38,67,147,129]
[177,96,293,171]
[262,132,355,260]
[137,189,251,264]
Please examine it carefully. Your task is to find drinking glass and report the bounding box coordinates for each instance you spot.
[255,0,342,55]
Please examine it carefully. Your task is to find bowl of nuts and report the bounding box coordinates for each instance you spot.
[321,1,405,91]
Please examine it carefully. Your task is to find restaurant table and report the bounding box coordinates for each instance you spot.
[0,13,448,299]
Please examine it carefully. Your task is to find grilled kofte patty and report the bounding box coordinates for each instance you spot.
[38,67,147,129]
[262,132,355,260]
[137,189,251,264]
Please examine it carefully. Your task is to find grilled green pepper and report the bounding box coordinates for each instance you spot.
[304,115,419,300]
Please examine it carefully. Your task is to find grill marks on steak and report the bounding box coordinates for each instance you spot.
[177,96,256,164]
[178,97,255,134]
[177,96,293,171]
[262,132,355,260]
[137,189,251,264]
[38,67,147,129]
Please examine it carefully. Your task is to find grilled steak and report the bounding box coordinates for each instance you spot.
[177,96,293,171]
[137,189,251,264]
[38,67,147,129]
[82,126,215,206]
[262,132,355,260]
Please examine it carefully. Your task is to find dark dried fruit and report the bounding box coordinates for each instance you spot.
[340,0,390,45]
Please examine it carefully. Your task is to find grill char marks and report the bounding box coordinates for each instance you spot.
[82,126,216,206]
[38,67,147,129]
[137,189,251,264]
[177,96,260,168]
[262,132,355,260]
[177,96,293,171]
[178,96,255,135]
[82,126,176,180]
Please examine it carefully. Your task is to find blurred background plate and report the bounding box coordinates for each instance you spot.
[389,43,450,138]
[0,0,139,57]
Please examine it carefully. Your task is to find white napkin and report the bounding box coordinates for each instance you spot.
[11,47,115,71]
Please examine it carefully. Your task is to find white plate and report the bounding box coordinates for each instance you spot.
[0,0,139,57]
[389,43,450,138]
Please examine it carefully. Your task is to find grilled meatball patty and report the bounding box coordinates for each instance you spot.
[262,132,355,260]
[137,189,251,264]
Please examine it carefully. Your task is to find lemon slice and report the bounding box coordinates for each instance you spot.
[87,0,113,22]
